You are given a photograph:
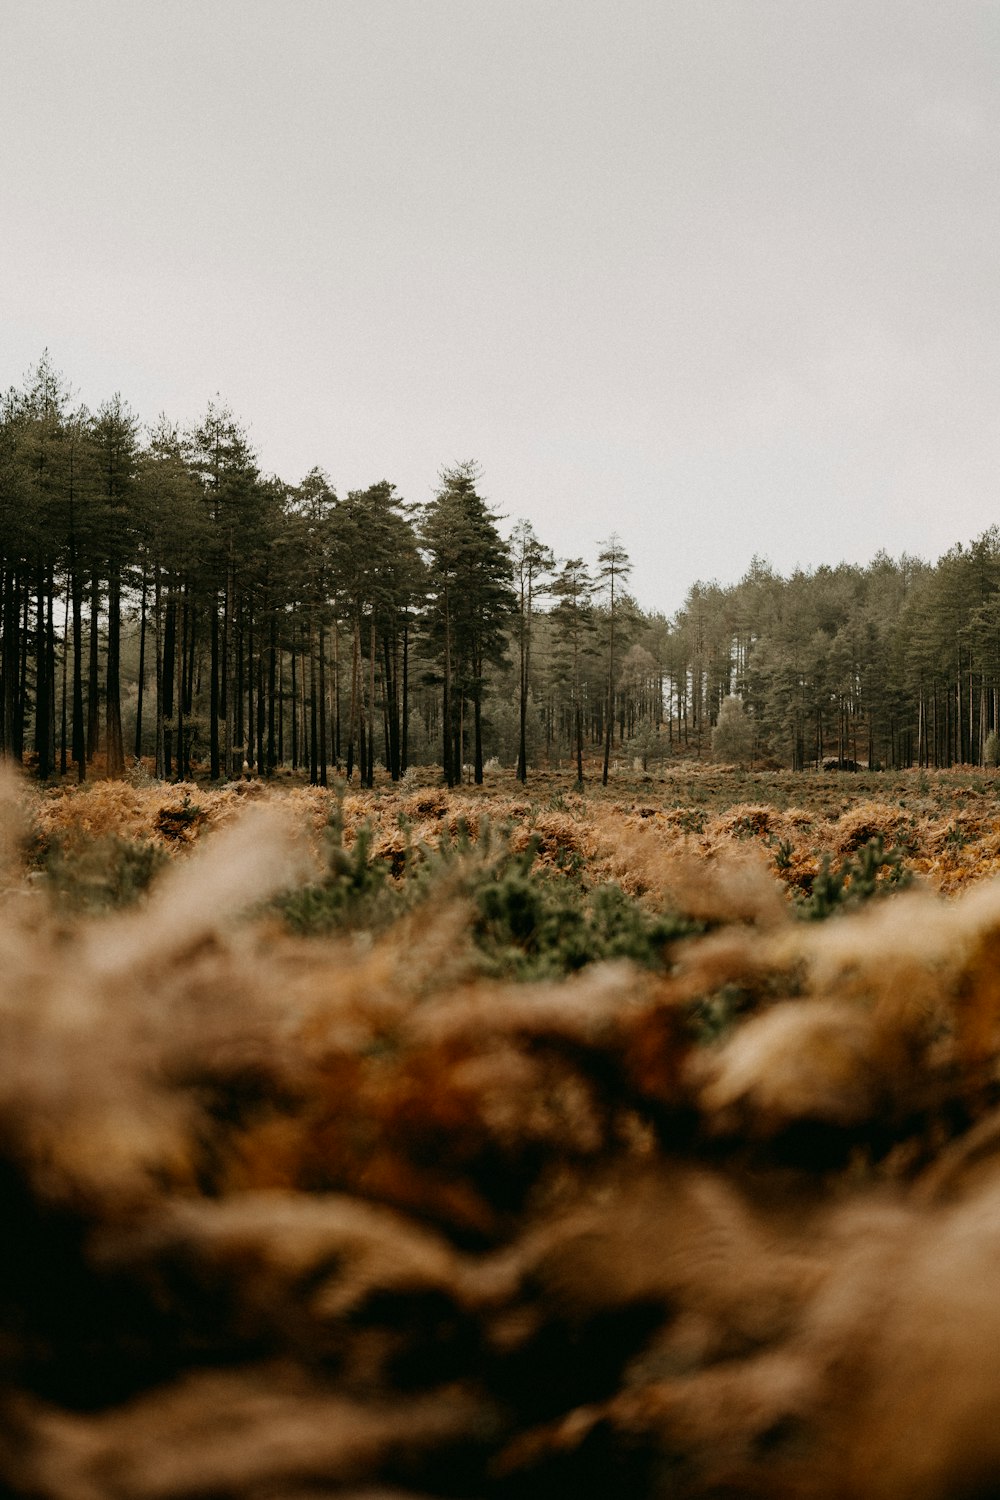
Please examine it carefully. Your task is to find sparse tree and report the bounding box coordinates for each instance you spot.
[422,463,514,785]
[550,557,594,783]
[510,519,553,783]
[712,694,755,765]
[596,534,632,786]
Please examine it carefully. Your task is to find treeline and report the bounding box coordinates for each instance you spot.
[668,542,1000,770]
[0,356,638,786]
[3,355,998,783]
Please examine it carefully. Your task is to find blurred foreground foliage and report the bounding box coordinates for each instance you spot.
[9,770,1000,1499]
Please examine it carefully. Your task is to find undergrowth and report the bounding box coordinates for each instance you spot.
[279,810,703,978]
[798,836,912,921]
[43,833,168,913]
[276,806,911,981]
[31,785,920,950]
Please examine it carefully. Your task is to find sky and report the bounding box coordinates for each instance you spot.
[2,0,997,614]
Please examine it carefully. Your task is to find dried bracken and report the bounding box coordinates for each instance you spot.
[8,767,1000,1497]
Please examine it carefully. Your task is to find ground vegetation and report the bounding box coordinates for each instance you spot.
[6,764,1000,1497]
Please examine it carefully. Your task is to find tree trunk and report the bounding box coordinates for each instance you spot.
[134,563,148,762]
[1,570,21,757]
[290,633,298,771]
[210,602,221,779]
[34,575,51,779]
[401,619,409,776]
[442,591,453,787]
[318,618,328,786]
[59,588,69,775]
[162,594,176,779]
[309,620,318,785]
[266,614,277,775]
[87,574,101,762]
[176,595,187,781]
[105,564,125,777]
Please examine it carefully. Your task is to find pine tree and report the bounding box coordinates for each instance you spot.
[92,396,140,777]
[510,520,553,783]
[550,557,594,783]
[421,463,514,785]
[596,534,632,786]
[188,403,260,780]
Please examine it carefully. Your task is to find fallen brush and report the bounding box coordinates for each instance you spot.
[6,781,1000,1497]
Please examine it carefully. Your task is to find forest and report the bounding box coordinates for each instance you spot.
[5,354,1000,790]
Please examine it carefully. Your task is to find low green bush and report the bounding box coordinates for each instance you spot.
[44,834,168,913]
[279,809,702,978]
[798,836,911,921]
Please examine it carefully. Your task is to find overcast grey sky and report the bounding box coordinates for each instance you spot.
[2,1,997,612]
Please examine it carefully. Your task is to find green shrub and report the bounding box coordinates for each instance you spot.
[471,863,700,979]
[280,812,400,935]
[279,809,702,979]
[798,836,911,921]
[44,834,168,913]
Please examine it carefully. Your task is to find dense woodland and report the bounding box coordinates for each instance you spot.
[3,354,1000,784]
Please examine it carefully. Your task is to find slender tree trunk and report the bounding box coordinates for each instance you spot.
[277,645,284,767]
[59,587,69,776]
[134,563,148,762]
[224,558,236,779]
[185,586,196,715]
[474,686,484,784]
[345,621,359,781]
[45,580,56,774]
[18,589,30,761]
[366,619,376,787]
[318,619,328,786]
[602,572,616,786]
[602,676,613,783]
[300,621,309,773]
[176,596,186,781]
[333,619,341,763]
[162,595,176,779]
[309,620,319,785]
[454,696,463,786]
[290,632,298,771]
[87,573,100,761]
[154,572,164,779]
[517,594,529,783]
[245,609,253,769]
[34,574,51,779]
[384,633,400,779]
[257,642,266,777]
[1,570,20,756]
[267,614,277,774]
[401,619,409,775]
[210,602,221,779]
[106,564,125,777]
[442,591,453,786]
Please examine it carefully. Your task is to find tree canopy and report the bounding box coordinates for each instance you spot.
[4,354,1000,785]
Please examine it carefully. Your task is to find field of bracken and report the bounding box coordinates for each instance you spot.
[24,760,1000,906]
[6,762,1000,1497]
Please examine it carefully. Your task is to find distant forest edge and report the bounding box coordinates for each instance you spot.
[2,354,998,785]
